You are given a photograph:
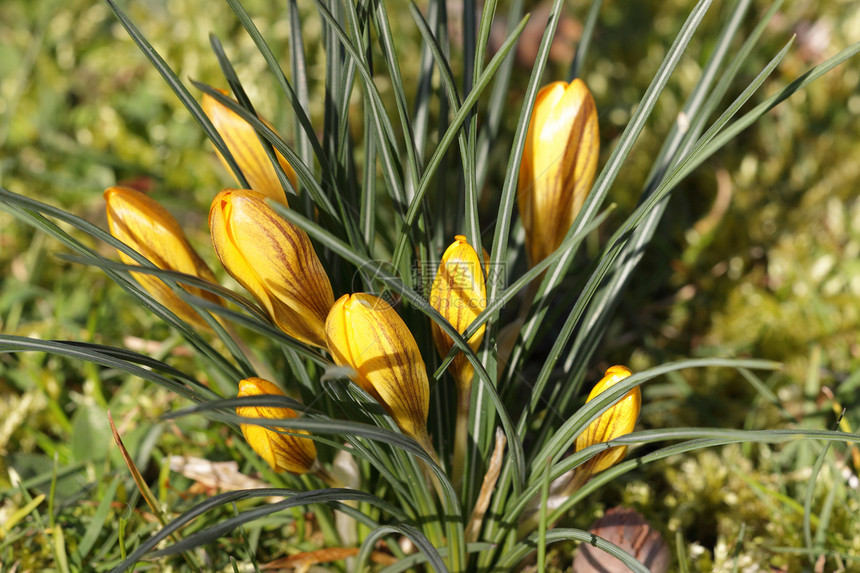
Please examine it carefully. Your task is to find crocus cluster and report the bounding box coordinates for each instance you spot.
[102,80,638,491]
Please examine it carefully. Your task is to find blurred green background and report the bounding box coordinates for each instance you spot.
[1,0,859,570]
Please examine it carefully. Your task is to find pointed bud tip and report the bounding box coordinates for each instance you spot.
[238,377,284,397]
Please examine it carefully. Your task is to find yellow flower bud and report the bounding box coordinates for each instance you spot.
[518,79,599,266]
[209,189,334,348]
[202,89,298,204]
[104,186,223,329]
[237,377,317,474]
[429,235,488,389]
[325,293,430,442]
[575,365,640,474]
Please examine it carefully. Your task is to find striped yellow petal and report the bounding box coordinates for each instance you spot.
[202,89,298,205]
[237,377,317,474]
[104,186,223,329]
[209,189,334,348]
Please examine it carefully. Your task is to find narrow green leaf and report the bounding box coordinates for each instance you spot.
[357,524,448,573]
[567,0,603,81]
[475,0,522,192]
[803,440,832,559]
[505,0,716,399]
[531,358,779,472]
[223,0,328,175]
[499,528,649,572]
[312,0,409,231]
[109,488,401,572]
[392,6,529,270]
[0,335,216,403]
[287,0,313,172]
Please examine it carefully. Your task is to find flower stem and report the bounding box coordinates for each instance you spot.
[452,378,471,496]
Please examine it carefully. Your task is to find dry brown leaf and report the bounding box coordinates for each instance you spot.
[572,506,669,573]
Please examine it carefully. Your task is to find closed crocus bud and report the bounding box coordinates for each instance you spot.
[209,189,334,348]
[575,365,641,475]
[520,366,640,534]
[325,293,431,446]
[429,235,488,389]
[202,89,298,204]
[518,79,599,266]
[237,377,317,474]
[104,186,223,329]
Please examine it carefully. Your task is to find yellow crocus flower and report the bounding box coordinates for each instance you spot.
[429,235,488,390]
[202,89,298,204]
[518,79,599,266]
[237,377,317,474]
[575,365,641,474]
[325,293,431,448]
[104,186,223,329]
[209,189,334,348]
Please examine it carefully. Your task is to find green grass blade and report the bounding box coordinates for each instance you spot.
[357,524,448,573]
[411,0,443,165]
[552,0,770,411]
[287,0,313,171]
[496,426,858,545]
[0,335,217,402]
[76,477,120,561]
[109,488,400,572]
[548,426,860,526]
[803,439,832,560]
[484,0,567,313]
[380,542,496,573]
[500,529,649,572]
[462,0,498,259]
[370,0,422,187]
[531,358,779,473]
[462,0,475,95]
[224,0,330,183]
[667,39,860,191]
[475,0,522,192]
[470,5,582,523]
[312,0,409,228]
